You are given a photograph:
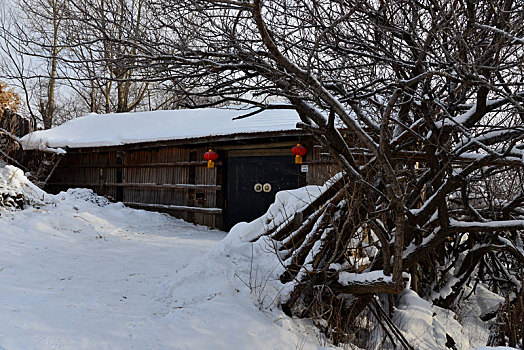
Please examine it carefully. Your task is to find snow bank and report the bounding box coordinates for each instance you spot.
[0,174,227,349]
[393,289,449,349]
[20,107,302,150]
[0,164,50,208]
[163,180,342,349]
[392,284,507,350]
[162,232,322,349]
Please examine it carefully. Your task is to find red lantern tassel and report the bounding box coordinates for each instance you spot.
[204,149,218,169]
[292,144,307,164]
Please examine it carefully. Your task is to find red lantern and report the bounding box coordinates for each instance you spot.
[291,144,307,164]
[204,149,219,168]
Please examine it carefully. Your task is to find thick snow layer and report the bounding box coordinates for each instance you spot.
[0,189,224,349]
[19,107,302,150]
[0,166,335,350]
[0,164,50,204]
[0,167,513,349]
[338,270,392,285]
[394,289,449,349]
[393,284,509,350]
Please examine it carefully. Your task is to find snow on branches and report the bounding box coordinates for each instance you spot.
[63,0,524,346]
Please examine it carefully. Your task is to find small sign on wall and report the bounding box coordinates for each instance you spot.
[301,165,309,173]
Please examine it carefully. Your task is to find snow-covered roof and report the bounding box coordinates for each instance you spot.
[20,107,302,150]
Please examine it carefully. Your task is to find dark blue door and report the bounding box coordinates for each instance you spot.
[226,156,301,230]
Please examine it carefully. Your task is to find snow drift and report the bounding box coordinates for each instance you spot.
[167,172,512,349]
[0,164,49,209]
[0,164,516,349]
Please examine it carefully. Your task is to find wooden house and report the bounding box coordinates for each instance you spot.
[20,108,335,230]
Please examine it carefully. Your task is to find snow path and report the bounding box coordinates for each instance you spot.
[0,167,513,349]
[0,189,332,350]
[0,191,226,349]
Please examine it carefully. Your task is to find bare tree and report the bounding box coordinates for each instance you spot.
[0,0,69,129]
[0,0,174,127]
[3,0,524,345]
[62,0,155,113]
[71,0,524,345]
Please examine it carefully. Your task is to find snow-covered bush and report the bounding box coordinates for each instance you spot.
[0,164,48,209]
[205,179,520,349]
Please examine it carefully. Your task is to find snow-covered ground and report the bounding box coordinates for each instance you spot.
[0,166,330,349]
[0,165,518,349]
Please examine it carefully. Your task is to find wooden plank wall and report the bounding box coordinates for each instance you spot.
[122,145,219,227]
[304,138,339,185]
[45,136,338,229]
[48,145,220,227]
[124,147,189,207]
[48,150,118,200]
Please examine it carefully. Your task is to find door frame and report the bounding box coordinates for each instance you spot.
[224,152,306,230]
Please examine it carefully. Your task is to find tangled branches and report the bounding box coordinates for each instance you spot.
[44,0,524,346]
